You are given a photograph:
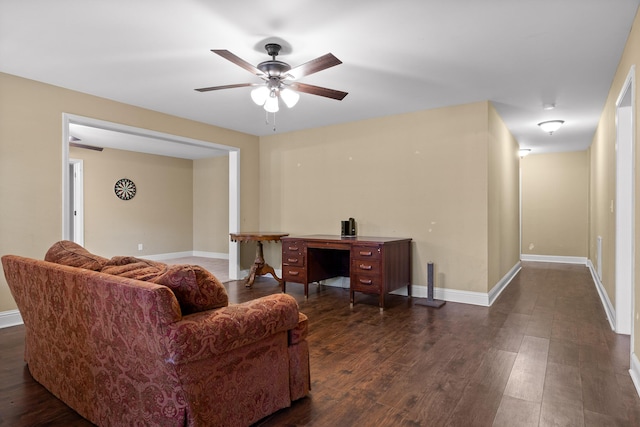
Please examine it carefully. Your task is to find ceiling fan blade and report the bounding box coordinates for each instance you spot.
[195,83,255,92]
[69,142,104,152]
[287,53,342,79]
[290,82,348,100]
[211,49,264,76]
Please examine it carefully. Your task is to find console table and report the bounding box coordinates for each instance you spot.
[281,235,412,310]
[230,232,288,287]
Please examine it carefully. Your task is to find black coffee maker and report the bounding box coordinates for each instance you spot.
[341,217,356,237]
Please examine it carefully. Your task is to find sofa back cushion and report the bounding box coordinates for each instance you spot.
[102,256,228,314]
[44,240,108,271]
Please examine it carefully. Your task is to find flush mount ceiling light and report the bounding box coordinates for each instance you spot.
[538,120,565,135]
[195,43,348,117]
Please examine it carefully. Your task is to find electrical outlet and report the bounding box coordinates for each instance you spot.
[138,243,143,251]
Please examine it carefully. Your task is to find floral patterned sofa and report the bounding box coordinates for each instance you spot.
[2,241,310,427]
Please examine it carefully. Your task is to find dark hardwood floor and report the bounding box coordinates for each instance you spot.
[2,262,640,426]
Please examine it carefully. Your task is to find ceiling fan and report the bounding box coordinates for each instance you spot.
[195,43,348,113]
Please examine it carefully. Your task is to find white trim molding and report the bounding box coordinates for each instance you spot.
[488,262,522,305]
[392,284,491,306]
[630,352,640,397]
[520,254,588,265]
[0,309,23,328]
[144,251,229,261]
[391,261,522,307]
[587,259,616,330]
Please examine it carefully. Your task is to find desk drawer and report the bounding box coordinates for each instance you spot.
[351,259,381,275]
[283,254,304,267]
[352,245,382,260]
[283,266,306,283]
[351,274,382,294]
[282,240,304,253]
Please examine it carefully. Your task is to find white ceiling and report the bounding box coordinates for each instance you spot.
[2,0,639,155]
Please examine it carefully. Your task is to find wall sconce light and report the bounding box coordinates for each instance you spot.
[519,149,531,158]
[538,120,565,135]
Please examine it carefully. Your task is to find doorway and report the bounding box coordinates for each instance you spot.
[61,114,242,280]
[615,66,635,337]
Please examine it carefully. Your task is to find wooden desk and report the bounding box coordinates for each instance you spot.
[281,235,412,310]
[230,232,288,287]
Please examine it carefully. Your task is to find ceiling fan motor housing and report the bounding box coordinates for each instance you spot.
[257,60,291,77]
[258,43,291,77]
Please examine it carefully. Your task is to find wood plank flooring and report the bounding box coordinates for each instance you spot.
[2,262,640,426]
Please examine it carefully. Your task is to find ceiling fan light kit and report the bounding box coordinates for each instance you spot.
[196,42,347,120]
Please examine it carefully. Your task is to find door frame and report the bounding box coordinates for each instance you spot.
[615,65,635,337]
[68,159,84,246]
[61,113,242,280]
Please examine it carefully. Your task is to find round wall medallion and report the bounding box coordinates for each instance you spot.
[114,178,136,200]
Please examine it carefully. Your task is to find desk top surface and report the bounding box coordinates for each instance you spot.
[229,232,289,242]
[283,234,411,244]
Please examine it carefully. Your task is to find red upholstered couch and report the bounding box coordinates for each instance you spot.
[2,241,310,426]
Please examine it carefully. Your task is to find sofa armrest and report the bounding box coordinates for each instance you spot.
[289,312,308,345]
[164,293,300,364]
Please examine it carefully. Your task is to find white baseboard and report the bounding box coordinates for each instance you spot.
[390,261,522,307]
[587,259,616,330]
[145,251,228,261]
[193,251,229,260]
[395,285,492,306]
[630,353,640,398]
[0,309,23,328]
[488,261,522,306]
[317,276,500,306]
[520,254,588,265]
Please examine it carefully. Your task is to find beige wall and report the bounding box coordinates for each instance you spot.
[0,72,259,312]
[0,72,520,310]
[589,9,640,349]
[487,104,521,288]
[70,147,194,257]
[259,101,520,294]
[193,155,229,254]
[521,151,590,258]
[70,149,230,258]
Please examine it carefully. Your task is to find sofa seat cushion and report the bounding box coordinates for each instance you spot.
[102,256,228,314]
[44,240,108,271]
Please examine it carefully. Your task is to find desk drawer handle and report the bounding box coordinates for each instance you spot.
[287,246,299,251]
[359,264,373,270]
[359,251,373,257]
[287,258,298,263]
[359,279,373,285]
[288,270,299,276]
